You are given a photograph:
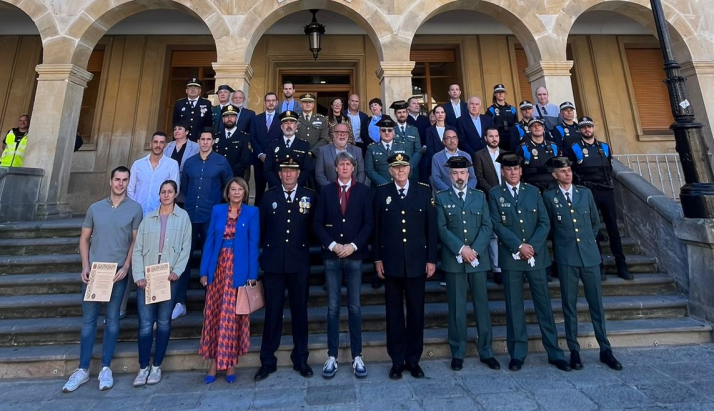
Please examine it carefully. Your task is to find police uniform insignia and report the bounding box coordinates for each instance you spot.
[299,196,311,214]
[215,138,220,143]
[431,198,435,207]
[500,197,505,203]
[564,128,570,135]
[531,148,538,156]
[396,153,404,162]
[272,202,277,209]
[554,198,559,204]
[182,107,186,112]
[495,108,500,115]
[386,196,392,205]
[583,148,589,156]
[275,146,280,153]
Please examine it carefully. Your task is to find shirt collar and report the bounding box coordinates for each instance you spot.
[338,179,353,190]
[452,186,467,198]
[488,146,499,155]
[505,181,521,193]
[559,184,573,198]
[394,180,410,193]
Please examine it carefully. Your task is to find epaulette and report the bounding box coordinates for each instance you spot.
[377,182,390,187]
[436,189,449,194]
[543,186,557,193]
[574,184,588,190]
[176,97,186,102]
[265,186,278,192]
[302,186,316,192]
[369,142,377,146]
[296,137,308,142]
[418,182,430,187]
[468,188,484,194]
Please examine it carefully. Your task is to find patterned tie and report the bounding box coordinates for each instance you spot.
[285,139,291,149]
[512,186,518,201]
[399,188,405,199]
[285,190,294,203]
[226,131,232,140]
[191,100,196,108]
[340,185,348,215]
[458,191,464,202]
[565,191,572,206]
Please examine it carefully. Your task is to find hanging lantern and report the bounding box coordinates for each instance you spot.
[304,9,326,61]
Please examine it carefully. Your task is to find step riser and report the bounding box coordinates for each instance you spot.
[0,245,79,256]
[0,229,81,240]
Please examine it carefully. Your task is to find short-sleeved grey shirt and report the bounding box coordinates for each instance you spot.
[83,197,143,267]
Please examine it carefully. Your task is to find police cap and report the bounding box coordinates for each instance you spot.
[445,156,472,169]
[216,85,234,93]
[186,78,202,88]
[221,104,240,117]
[280,110,299,122]
[300,93,316,102]
[578,116,595,128]
[560,101,576,111]
[545,156,573,170]
[495,151,522,167]
[390,100,409,111]
[519,100,534,110]
[388,153,410,167]
[376,115,397,128]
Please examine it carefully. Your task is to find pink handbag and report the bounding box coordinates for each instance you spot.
[235,280,265,315]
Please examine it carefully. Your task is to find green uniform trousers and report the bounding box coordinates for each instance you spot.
[445,271,494,360]
[558,264,612,353]
[502,268,565,362]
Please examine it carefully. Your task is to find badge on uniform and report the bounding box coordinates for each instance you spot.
[386,196,392,205]
[182,107,185,112]
[215,138,220,143]
[272,202,277,210]
[299,196,311,214]
[564,128,570,135]
[275,146,280,153]
[495,108,500,115]
[554,198,559,204]
[500,197,505,203]
[583,148,589,157]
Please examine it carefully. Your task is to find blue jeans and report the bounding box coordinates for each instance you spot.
[136,281,178,368]
[325,259,363,359]
[79,275,129,369]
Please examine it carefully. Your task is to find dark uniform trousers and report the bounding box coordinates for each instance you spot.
[258,186,316,370]
[543,186,612,353]
[591,187,625,263]
[373,182,437,367]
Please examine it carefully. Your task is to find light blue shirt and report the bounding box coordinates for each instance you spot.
[347,111,362,142]
[127,154,180,216]
[368,114,382,143]
[281,99,296,113]
[471,114,482,136]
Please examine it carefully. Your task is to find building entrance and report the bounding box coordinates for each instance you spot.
[281,71,353,116]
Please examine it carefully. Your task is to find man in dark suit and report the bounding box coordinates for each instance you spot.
[264,110,313,189]
[172,78,213,142]
[255,156,317,381]
[211,84,234,135]
[457,96,493,155]
[212,104,251,179]
[252,92,282,206]
[313,152,374,379]
[344,94,370,158]
[407,97,432,183]
[373,153,437,380]
[444,83,468,128]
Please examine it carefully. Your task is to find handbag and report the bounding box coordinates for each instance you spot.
[235,280,265,315]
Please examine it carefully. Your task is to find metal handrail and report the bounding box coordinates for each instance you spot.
[613,154,684,200]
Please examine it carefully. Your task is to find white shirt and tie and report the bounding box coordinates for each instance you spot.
[451,101,462,118]
[395,181,409,199]
[282,185,296,203]
[382,141,393,154]
[559,185,574,205]
[284,136,293,148]
[224,127,236,140]
[505,181,521,201]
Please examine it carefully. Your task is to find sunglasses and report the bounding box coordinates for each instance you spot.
[380,128,394,133]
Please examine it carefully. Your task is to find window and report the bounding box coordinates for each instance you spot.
[163,50,216,133]
[624,47,674,135]
[410,49,458,113]
[77,49,104,146]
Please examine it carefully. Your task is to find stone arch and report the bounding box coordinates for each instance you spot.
[399,0,552,65]
[67,0,230,69]
[238,0,393,62]
[0,0,60,41]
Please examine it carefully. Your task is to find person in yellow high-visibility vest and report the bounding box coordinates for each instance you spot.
[1,114,30,167]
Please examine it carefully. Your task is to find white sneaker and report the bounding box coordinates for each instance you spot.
[62,368,89,393]
[98,366,113,391]
[171,303,187,320]
[133,367,150,387]
[322,356,338,379]
[147,365,162,385]
[352,356,368,378]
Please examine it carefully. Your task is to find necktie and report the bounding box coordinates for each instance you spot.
[285,190,294,203]
[191,100,196,108]
[542,106,548,115]
[226,131,232,139]
[458,191,464,202]
[400,125,405,134]
[340,185,348,215]
[285,139,291,149]
[565,191,572,206]
[386,143,391,155]
[399,188,405,199]
[512,186,518,201]
[267,113,273,128]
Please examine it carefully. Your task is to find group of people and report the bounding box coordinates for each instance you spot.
[62,78,627,393]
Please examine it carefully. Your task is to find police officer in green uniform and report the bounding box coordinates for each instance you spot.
[543,156,623,371]
[365,116,413,188]
[435,156,500,372]
[488,152,570,373]
[391,100,423,182]
[296,93,330,156]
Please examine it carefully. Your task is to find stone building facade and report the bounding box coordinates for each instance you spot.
[0,0,712,216]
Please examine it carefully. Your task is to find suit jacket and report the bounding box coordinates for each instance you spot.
[543,185,602,268]
[313,182,374,260]
[259,186,315,273]
[488,182,551,271]
[263,137,314,188]
[164,140,199,172]
[407,114,431,144]
[424,125,457,179]
[315,143,365,187]
[373,182,438,277]
[213,128,251,178]
[172,97,213,141]
[277,99,303,116]
[444,100,468,128]
[251,111,282,164]
[435,188,492,273]
[200,203,260,286]
[457,114,493,156]
[345,110,371,144]
[473,148,501,195]
[430,149,477,192]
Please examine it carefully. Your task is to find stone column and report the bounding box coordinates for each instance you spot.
[673,217,714,323]
[525,61,575,107]
[23,64,93,220]
[680,61,714,175]
[212,62,254,97]
[376,61,416,111]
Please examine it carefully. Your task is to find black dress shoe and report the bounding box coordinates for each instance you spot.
[616,262,634,280]
[480,357,501,370]
[570,351,584,370]
[548,359,572,372]
[450,358,463,371]
[600,351,623,371]
[254,366,276,381]
[389,364,403,380]
[493,272,503,285]
[406,363,425,378]
[508,359,523,372]
[293,363,314,377]
[371,276,384,289]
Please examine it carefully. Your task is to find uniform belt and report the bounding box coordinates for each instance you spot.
[221,239,234,248]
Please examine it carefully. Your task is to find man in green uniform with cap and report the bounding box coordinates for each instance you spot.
[365,115,414,188]
[543,156,623,371]
[435,156,500,372]
[488,152,570,372]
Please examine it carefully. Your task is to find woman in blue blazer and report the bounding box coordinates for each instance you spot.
[198,177,260,384]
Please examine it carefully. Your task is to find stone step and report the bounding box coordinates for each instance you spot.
[0,294,688,346]
[0,237,79,256]
[0,317,708,379]
[0,273,80,296]
[0,219,83,239]
[0,273,677,317]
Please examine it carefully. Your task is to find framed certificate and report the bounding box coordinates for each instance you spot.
[145,262,171,304]
[83,262,118,302]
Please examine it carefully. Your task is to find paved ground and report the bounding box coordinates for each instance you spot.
[3,344,714,410]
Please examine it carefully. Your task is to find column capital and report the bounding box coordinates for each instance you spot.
[525,61,574,83]
[35,64,93,88]
[376,61,416,82]
[212,62,254,84]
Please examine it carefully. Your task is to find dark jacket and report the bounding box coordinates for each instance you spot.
[172,97,213,141]
[263,137,314,188]
[444,100,468,128]
[424,125,457,179]
[213,128,251,178]
[473,147,501,196]
[344,110,370,145]
[251,111,282,165]
[456,114,493,156]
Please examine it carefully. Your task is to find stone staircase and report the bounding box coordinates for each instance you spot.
[0,218,710,379]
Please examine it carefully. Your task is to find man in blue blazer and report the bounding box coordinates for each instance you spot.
[444,83,468,128]
[344,94,371,158]
[255,156,316,381]
[457,97,493,156]
[251,92,282,206]
[313,152,374,379]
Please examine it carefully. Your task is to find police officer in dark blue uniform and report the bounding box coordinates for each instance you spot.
[549,101,581,150]
[264,110,314,189]
[486,84,518,151]
[172,78,213,142]
[213,104,251,179]
[509,100,535,151]
[516,118,560,193]
[566,117,633,281]
[255,156,317,381]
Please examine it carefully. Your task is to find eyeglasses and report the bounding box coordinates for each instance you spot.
[443,136,458,140]
[334,131,349,135]
[380,128,394,133]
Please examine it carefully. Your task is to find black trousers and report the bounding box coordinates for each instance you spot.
[384,274,426,367]
[259,270,310,369]
[591,187,625,263]
[253,161,267,208]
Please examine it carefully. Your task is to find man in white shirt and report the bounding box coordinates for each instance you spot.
[128,132,180,216]
[445,83,468,128]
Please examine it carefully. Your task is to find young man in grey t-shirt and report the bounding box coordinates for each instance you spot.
[62,166,143,393]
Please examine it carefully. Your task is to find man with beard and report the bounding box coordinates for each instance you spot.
[277,81,303,116]
[211,84,234,135]
[264,110,313,188]
[430,129,476,192]
[127,132,180,216]
[297,92,330,156]
[509,100,535,151]
[213,104,251,179]
[435,156,500,372]
[516,119,560,193]
[392,100,422,183]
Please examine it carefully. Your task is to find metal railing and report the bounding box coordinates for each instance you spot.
[613,154,684,200]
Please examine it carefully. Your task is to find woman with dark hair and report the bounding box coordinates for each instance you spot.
[485,84,518,149]
[367,98,383,144]
[327,97,354,145]
[132,180,192,387]
[199,177,260,384]
[423,105,457,180]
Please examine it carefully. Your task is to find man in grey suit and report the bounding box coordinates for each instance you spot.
[315,122,366,187]
[431,129,476,192]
